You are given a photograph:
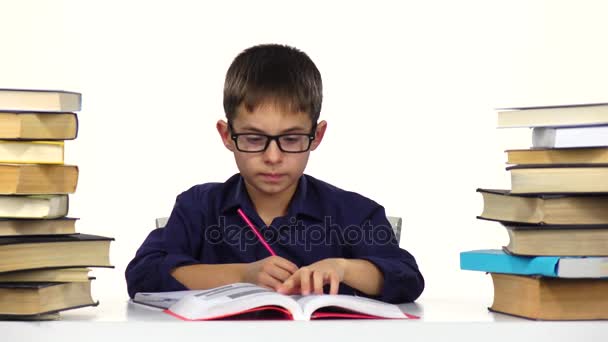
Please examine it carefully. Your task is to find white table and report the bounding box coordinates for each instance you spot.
[3,297,607,342]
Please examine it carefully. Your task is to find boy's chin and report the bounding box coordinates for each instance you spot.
[249,175,297,195]
[253,181,291,195]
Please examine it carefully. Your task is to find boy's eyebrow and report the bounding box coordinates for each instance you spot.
[238,125,311,134]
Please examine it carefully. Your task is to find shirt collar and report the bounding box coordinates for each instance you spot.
[220,174,324,222]
[220,174,254,215]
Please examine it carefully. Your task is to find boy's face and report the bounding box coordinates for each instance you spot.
[217,102,327,199]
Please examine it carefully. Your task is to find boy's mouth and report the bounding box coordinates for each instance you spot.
[259,173,285,182]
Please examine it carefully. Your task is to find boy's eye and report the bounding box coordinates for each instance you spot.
[281,136,304,144]
[243,135,266,145]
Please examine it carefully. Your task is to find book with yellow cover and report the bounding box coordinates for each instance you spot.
[0,141,64,164]
[0,112,78,140]
[506,147,608,165]
[0,164,78,194]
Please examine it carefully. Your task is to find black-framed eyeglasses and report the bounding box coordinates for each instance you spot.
[229,122,317,153]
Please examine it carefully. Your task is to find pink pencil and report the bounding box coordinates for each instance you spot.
[237,208,277,256]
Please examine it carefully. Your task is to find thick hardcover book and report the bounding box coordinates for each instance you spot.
[134,283,417,321]
[502,223,608,256]
[0,234,113,273]
[0,280,97,316]
[0,164,78,194]
[489,273,608,320]
[0,217,77,236]
[0,89,81,112]
[0,267,90,282]
[0,195,69,219]
[506,164,608,194]
[476,188,608,225]
[0,112,78,140]
[505,147,608,165]
[497,103,608,128]
[460,249,608,278]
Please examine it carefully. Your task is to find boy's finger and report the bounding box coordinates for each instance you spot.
[267,266,293,282]
[313,271,324,294]
[277,270,302,293]
[277,277,294,294]
[273,257,299,274]
[282,277,294,288]
[278,283,301,295]
[289,284,301,295]
[300,268,311,295]
[329,273,340,295]
[261,272,282,290]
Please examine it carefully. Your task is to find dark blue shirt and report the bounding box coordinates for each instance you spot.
[125,174,424,303]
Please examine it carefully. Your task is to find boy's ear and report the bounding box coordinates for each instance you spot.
[310,120,327,151]
[216,120,235,152]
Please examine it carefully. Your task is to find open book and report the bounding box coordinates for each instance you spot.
[133,283,417,321]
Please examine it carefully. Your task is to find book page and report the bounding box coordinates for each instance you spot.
[161,283,303,320]
[558,257,608,278]
[296,294,407,319]
[133,289,203,309]
[133,283,270,309]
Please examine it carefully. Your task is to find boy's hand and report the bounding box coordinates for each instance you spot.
[277,258,347,295]
[243,256,299,291]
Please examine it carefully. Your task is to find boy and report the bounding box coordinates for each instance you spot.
[125,44,424,303]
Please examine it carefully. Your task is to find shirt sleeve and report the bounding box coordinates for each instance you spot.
[346,205,425,304]
[125,189,204,298]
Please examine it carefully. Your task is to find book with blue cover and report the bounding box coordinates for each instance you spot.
[460,249,608,278]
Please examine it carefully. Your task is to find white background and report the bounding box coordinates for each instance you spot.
[2,0,608,303]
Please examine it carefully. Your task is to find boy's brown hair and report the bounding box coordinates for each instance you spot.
[223,44,323,125]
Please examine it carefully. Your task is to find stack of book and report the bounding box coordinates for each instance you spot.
[0,89,113,320]
[461,103,608,320]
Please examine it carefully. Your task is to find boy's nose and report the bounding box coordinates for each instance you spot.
[262,140,283,163]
